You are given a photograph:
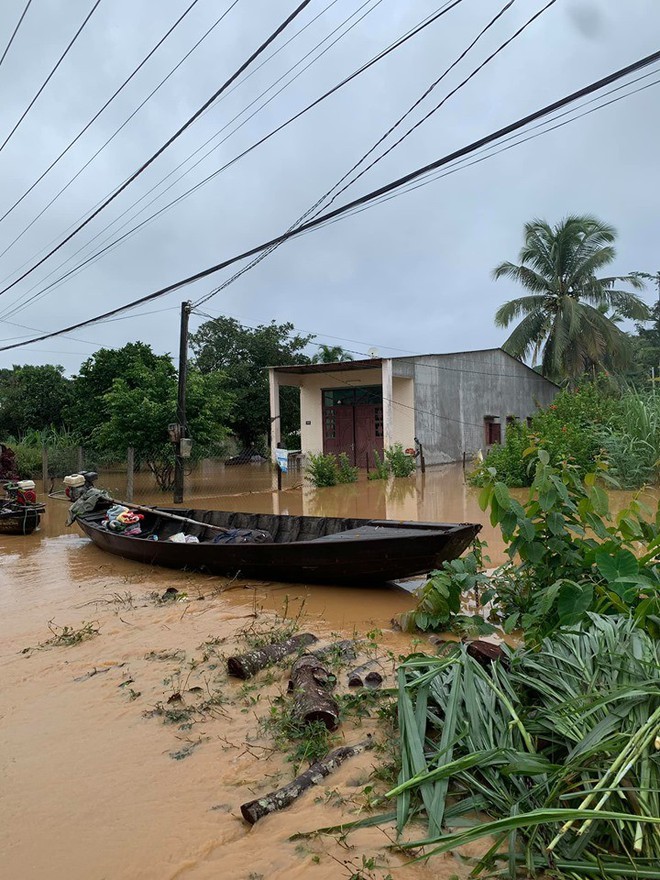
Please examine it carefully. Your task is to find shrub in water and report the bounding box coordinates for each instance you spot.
[385,443,416,477]
[336,452,358,484]
[306,452,339,487]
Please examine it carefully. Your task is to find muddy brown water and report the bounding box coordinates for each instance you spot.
[1,464,653,879]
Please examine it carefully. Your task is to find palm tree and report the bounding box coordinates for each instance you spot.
[493,215,649,383]
[311,344,354,364]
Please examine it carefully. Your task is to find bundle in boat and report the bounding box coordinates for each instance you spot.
[240,738,373,824]
[289,653,341,731]
[227,632,318,680]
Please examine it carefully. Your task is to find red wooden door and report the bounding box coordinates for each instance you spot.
[323,406,355,463]
[354,404,383,468]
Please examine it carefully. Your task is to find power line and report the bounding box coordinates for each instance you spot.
[0,0,385,322]
[1,47,659,353]
[0,0,208,228]
[193,0,555,308]
[7,63,657,328]
[0,0,33,69]
[0,0,103,153]
[0,0,314,299]
[0,0,337,266]
[0,0,463,321]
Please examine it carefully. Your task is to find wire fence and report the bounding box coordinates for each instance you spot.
[28,445,305,504]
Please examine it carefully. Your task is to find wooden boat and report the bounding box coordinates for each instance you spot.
[0,502,44,535]
[75,507,481,585]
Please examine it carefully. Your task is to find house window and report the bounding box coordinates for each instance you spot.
[374,406,384,438]
[506,415,516,426]
[484,416,501,445]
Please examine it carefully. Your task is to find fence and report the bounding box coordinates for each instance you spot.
[26,445,305,505]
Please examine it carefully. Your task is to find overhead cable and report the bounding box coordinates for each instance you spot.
[0,0,208,227]
[0,0,103,153]
[0,0,342,264]
[1,48,659,353]
[0,0,464,319]
[0,0,34,69]
[0,0,314,299]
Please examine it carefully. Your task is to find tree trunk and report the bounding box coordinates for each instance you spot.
[289,654,340,730]
[240,738,373,824]
[227,633,318,679]
[310,639,357,664]
[347,659,383,688]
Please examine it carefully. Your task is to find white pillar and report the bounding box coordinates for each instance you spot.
[382,358,394,448]
[268,368,281,461]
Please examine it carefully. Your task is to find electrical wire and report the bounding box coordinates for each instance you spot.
[0,0,466,322]
[0,0,340,266]
[0,0,314,299]
[4,67,659,327]
[0,0,209,228]
[0,0,33,69]
[0,0,103,153]
[1,47,659,354]
[46,0,462,302]
[193,0,555,309]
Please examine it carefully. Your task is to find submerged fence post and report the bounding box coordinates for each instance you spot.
[126,447,135,502]
[41,446,48,495]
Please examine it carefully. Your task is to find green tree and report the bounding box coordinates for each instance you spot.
[190,317,313,447]
[0,364,73,437]
[310,344,354,363]
[493,215,649,383]
[94,360,233,490]
[66,342,167,442]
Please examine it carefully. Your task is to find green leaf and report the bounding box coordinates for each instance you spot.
[537,448,550,465]
[596,549,639,583]
[557,581,594,625]
[494,482,512,511]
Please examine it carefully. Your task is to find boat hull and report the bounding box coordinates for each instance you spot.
[76,509,481,586]
[0,507,42,535]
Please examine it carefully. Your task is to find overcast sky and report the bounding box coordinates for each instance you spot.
[0,0,658,374]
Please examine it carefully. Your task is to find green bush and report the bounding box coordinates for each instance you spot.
[367,450,389,481]
[336,452,358,484]
[385,443,416,477]
[470,385,624,487]
[477,446,660,642]
[306,452,339,487]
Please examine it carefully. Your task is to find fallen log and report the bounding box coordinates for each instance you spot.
[347,659,383,688]
[227,632,318,679]
[240,737,373,824]
[310,639,357,664]
[289,654,340,730]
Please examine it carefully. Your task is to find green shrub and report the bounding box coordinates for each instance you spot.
[384,443,416,477]
[477,446,660,642]
[471,418,532,487]
[336,452,358,484]
[306,452,339,487]
[470,385,624,487]
[367,450,389,481]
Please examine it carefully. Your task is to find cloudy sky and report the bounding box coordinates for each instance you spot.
[0,0,658,373]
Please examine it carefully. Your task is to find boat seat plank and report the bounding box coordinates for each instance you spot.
[307,526,440,543]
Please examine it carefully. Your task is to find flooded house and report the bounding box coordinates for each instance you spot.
[268,348,558,467]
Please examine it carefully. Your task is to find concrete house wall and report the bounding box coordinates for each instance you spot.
[409,350,557,465]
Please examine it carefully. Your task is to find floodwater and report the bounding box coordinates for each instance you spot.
[1,463,653,879]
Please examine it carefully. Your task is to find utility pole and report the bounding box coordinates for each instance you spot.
[173,301,191,504]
